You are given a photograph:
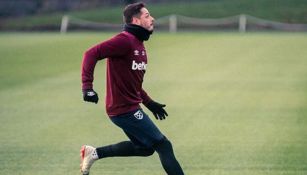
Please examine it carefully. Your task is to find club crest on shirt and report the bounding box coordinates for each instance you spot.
[134,110,143,120]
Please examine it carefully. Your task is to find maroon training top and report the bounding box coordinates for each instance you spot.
[81,31,152,116]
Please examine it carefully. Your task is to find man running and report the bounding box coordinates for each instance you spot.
[80,2,184,175]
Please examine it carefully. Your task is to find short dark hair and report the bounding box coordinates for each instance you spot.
[123,2,146,24]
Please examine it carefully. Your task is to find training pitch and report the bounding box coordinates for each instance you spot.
[0,32,307,175]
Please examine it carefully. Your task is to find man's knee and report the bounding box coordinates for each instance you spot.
[136,146,155,156]
[144,148,155,156]
[153,137,173,152]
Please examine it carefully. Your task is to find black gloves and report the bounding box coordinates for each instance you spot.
[82,90,167,120]
[145,101,168,120]
[83,89,99,104]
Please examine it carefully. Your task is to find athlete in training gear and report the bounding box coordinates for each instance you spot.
[80,2,184,175]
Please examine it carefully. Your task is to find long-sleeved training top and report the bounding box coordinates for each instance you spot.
[81,31,152,116]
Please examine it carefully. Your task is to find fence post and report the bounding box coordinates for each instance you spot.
[239,14,247,33]
[60,15,69,34]
[169,15,177,33]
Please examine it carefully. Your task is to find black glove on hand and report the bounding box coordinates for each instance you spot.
[83,89,99,104]
[145,101,168,120]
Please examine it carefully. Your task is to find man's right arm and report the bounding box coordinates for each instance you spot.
[81,33,131,104]
[81,43,103,103]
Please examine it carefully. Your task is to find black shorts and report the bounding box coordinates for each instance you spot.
[110,109,164,148]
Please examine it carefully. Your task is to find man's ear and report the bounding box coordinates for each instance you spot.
[131,16,141,25]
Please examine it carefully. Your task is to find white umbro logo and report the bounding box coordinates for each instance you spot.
[134,50,139,56]
[134,110,143,120]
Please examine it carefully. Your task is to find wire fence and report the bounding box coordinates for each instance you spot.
[61,14,307,33]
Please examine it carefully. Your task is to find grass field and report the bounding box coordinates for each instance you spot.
[0,32,307,175]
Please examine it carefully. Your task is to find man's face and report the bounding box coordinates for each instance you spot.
[133,8,155,31]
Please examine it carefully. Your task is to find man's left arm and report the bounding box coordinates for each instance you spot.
[141,88,168,120]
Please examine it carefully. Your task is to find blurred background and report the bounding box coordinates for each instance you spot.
[1,1,307,175]
[1,0,307,32]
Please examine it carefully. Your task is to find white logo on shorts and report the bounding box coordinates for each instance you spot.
[134,110,143,120]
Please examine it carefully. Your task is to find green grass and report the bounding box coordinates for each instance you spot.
[1,0,307,30]
[1,32,307,175]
